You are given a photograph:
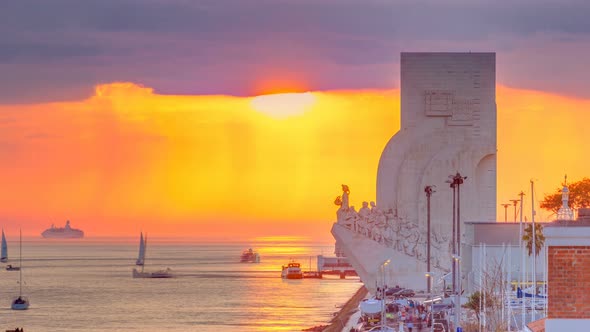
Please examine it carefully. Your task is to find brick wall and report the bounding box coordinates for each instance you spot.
[548,246,590,318]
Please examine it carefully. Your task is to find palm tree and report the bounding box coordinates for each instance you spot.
[522,223,545,256]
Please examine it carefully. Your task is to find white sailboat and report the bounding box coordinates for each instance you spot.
[136,232,145,266]
[11,229,29,310]
[4,230,20,271]
[1,228,7,263]
[132,233,173,278]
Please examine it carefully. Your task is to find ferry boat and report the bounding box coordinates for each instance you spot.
[281,261,303,279]
[240,248,260,263]
[41,220,84,239]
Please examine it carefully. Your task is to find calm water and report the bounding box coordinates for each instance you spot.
[0,237,361,331]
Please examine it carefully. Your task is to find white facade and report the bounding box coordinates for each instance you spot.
[332,52,497,293]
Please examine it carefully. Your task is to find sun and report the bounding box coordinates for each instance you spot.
[250,92,316,119]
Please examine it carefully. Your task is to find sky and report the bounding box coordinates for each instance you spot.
[1,0,590,240]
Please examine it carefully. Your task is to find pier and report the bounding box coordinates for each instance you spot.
[315,255,357,279]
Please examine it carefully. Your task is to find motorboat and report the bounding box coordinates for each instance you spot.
[132,232,174,278]
[281,261,303,279]
[240,248,260,263]
[6,264,20,271]
[41,220,84,239]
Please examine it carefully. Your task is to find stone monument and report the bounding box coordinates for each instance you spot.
[332,52,497,292]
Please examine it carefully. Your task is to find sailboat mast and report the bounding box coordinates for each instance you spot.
[531,180,536,322]
[142,234,147,273]
[19,228,22,296]
[519,190,525,328]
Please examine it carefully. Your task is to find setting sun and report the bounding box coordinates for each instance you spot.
[250,92,316,118]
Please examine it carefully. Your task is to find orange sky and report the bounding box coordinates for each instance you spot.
[1,83,589,241]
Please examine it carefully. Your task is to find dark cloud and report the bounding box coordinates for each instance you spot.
[1,0,590,102]
[0,43,102,63]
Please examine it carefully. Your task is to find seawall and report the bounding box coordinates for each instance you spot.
[323,285,368,332]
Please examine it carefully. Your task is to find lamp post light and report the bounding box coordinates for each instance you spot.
[425,185,435,296]
[510,199,520,222]
[448,172,466,331]
[380,259,391,329]
[446,178,457,295]
[452,254,462,331]
[501,203,510,222]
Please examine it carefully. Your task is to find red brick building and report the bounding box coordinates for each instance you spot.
[542,219,590,331]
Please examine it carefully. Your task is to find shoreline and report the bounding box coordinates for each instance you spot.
[322,285,368,332]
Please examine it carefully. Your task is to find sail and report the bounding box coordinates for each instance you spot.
[1,229,7,262]
[136,232,145,266]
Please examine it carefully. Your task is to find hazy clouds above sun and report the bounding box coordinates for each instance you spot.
[1,0,590,103]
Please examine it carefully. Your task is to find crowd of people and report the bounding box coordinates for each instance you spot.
[357,285,447,332]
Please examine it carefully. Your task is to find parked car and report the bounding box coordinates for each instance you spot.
[394,288,415,298]
[385,287,403,296]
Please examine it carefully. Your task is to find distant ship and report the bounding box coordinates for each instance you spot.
[240,248,260,263]
[41,220,84,239]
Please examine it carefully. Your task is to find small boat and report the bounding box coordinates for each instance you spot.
[1,228,7,263]
[11,296,29,311]
[11,229,29,310]
[132,267,174,279]
[240,248,260,263]
[281,261,303,279]
[132,232,174,279]
[6,264,20,271]
[41,220,84,239]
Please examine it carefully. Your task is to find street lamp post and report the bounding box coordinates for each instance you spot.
[425,185,435,296]
[448,172,466,331]
[502,203,510,222]
[381,259,391,329]
[510,199,520,222]
[447,179,456,295]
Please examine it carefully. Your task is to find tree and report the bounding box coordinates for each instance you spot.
[462,260,509,332]
[522,223,545,256]
[540,177,590,215]
[464,291,494,323]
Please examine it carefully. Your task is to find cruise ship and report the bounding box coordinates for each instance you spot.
[41,220,84,239]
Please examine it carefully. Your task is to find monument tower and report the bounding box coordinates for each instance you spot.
[332,52,497,291]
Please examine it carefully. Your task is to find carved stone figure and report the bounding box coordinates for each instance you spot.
[341,185,350,209]
[335,184,351,224]
[369,201,387,226]
[358,201,370,220]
